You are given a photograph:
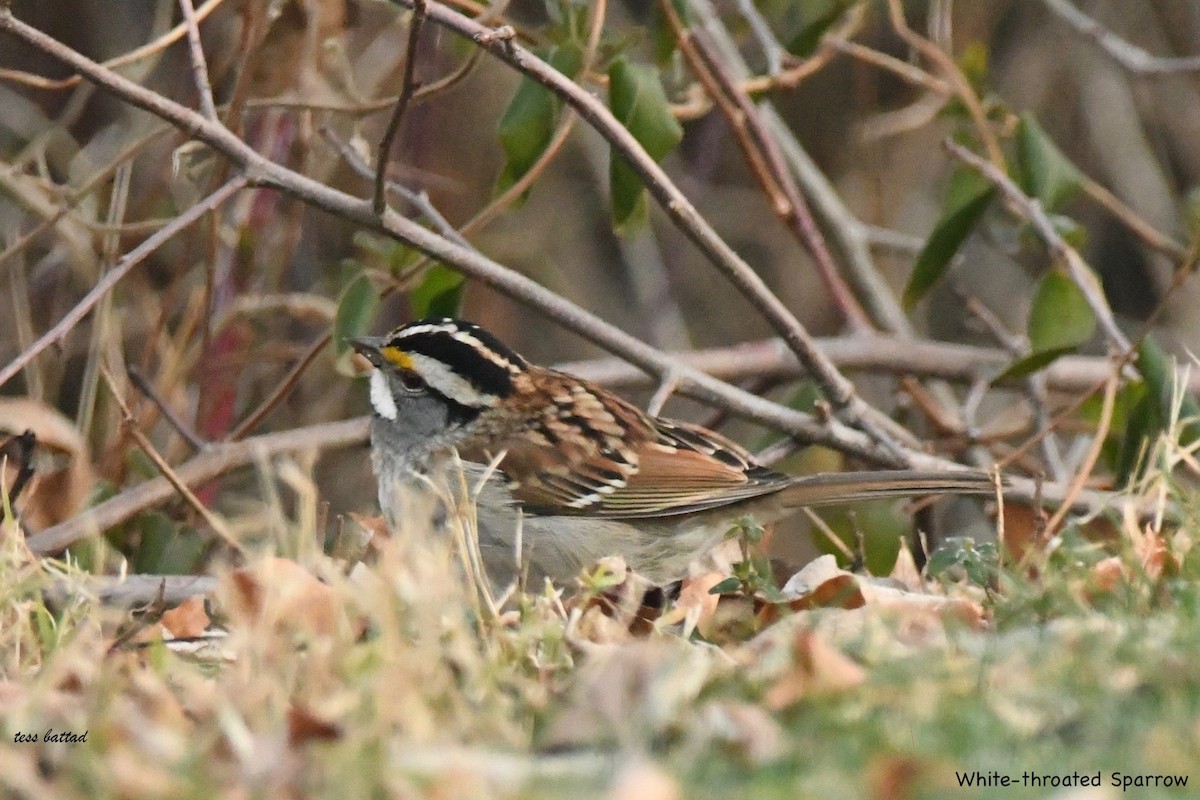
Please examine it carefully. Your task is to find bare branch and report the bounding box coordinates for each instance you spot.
[1042,0,1200,74]
[128,367,208,452]
[374,0,428,215]
[0,0,229,91]
[945,139,1131,352]
[47,574,219,607]
[100,364,241,552]
[26,418,369,555]
[0,175,248,389]
[556,335,1191,396]
[178,0,218,121]
[660,0,874,335]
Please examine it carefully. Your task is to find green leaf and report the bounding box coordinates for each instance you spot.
[991,346,1077,383]
[1113,387,1159,485]
[607,57,684,230]
[650,0,689,63]
[409,264,465,319]
[333,270,379,366]
[1136,336,1200,446]
[496,44,584,196]
[709,576,743,595]
[786,1,851,57]
[1027,270,1096,354]
[1016,113,1084,211]
[903,185,995,309]
[992,270,1095,383]
[133,512,207,574]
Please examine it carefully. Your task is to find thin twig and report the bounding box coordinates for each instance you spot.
[885,0,1004,168]
[1044,357,1121,532]
[0,175,248,389]
[374,0,428,215]
[661,0,873,334]
[178,0,218,121]
[0,0,229,91]
[128,367,208,451]
[734,0,785,74]
[960,291,1066,481]
[322,128,471,248]
[687,0,915,337]
[99,364,242,552]
[1042,0,1200,74]
[0,123,173,278]
[47,574,219,606]
[1080,179,1188,261]
[945,139,1130,352]
[26,417,368,555]
[228,333,329,440]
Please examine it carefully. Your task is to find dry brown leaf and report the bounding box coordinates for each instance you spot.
[160,596,211,639]
[889,542,924,592]
[655,571,723,637]
[227,557,338,636]
[545,639,718,749]
[287,703,342,746]
[0,397,96,530]
[857,581,987,631]
[1135,525,1174,579]
[762,629,867,709]
[780,555,866,610]
[1089,556,1128,595]
[347,511,389,540]
[869,754,927,800]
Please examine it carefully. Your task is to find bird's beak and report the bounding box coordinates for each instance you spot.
[348,335,387,367]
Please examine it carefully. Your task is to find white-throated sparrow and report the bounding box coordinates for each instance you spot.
[351,319,994,586]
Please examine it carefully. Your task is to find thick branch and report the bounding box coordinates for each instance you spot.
[555,336,1187,396]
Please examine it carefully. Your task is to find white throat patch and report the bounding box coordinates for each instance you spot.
[368,369,398,420]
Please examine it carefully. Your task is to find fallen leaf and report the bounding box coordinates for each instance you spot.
[869,753,926,800]
[780,554,866,610]
[655,571,723,637]
[227,557,338,636]
[1089,556,1128,596]
[761,628,867,709]
[544,639,718,749]
[889,542,924,592]
[1134,525,1174,580]
[287,703,342,746]
[160,596,211,639]
[0,397,96,530]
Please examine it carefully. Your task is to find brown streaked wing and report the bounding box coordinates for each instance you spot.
[492,387,792,517]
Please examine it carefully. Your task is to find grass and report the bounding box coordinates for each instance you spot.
[3,445,1200,799]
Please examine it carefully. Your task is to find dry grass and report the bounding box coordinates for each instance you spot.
[3,426,1200,799]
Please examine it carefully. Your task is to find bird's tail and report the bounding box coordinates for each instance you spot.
[779,469,998,508]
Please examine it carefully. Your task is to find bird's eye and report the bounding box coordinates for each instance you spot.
[398,369,426,393]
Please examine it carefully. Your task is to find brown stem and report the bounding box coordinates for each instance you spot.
[374,0,427,215]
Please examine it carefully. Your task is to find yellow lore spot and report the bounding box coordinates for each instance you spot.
[381,347,414,370]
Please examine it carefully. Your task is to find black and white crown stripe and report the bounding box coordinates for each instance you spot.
[387,319,528,408]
